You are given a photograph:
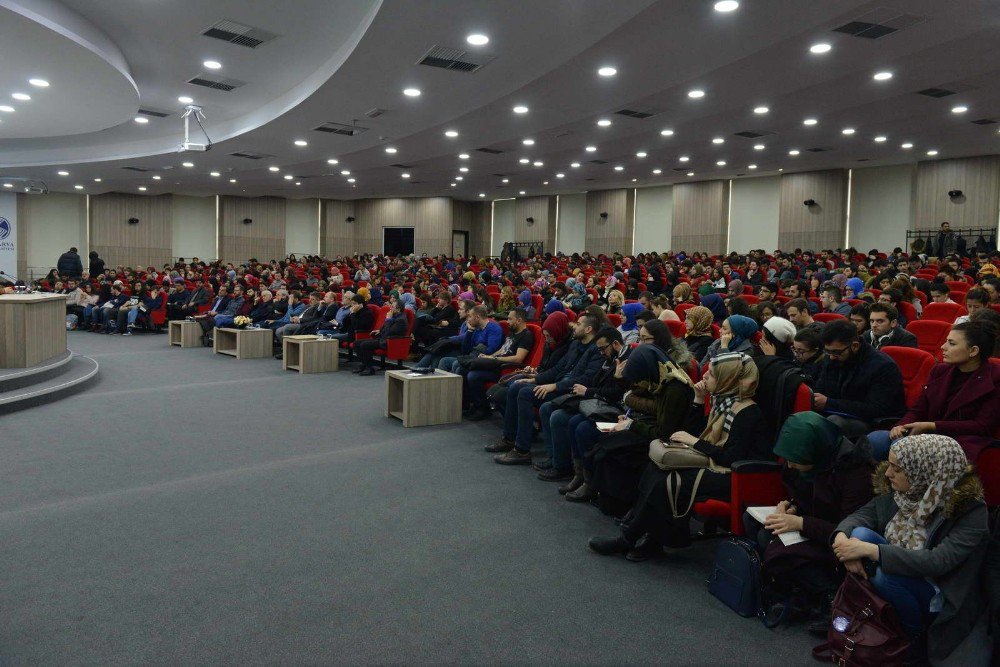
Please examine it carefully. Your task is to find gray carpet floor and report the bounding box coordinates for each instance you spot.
[1,332,819,665]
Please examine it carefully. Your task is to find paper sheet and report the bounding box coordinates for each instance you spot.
[595,422,618,432]
[746,506,808,546]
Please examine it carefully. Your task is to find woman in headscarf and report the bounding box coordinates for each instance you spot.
[618,302,645,345]
[567,281,591,312]
[355,286,371,302]
[833,436,989,662]
[543,298,566,317]
[746,413,873,615]
[844,276,865,300]
[589,352,772,559]
[672,282,693,308]
[517,288,535,320]
[700,293,728,324]
[701,313,759,364]
[682,305,715,362]
[399,292,416,312]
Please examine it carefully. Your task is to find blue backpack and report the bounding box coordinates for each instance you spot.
[707,538,787,628]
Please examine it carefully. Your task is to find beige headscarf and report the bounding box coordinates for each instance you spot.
[701,352,758,448]
[684,306,713,338]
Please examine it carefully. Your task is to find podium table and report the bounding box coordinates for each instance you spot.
[0,293,67,368]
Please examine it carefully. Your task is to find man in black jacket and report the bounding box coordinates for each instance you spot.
[88,251,105,278]
[813,319,905,436]
[413,292,458,348]
[866,303,918,350]
[355,298,408,376]
[57,247,83,278]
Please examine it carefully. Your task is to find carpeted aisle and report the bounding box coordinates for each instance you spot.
[0,332,818,665]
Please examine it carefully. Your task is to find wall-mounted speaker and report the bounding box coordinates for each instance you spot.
[525,216,535,225]
[803,199,817,207]
[127,217,139,225]
[948,189,963,199]
[242,218,253,225]
[599,211,609,220]
[345,216,355,223]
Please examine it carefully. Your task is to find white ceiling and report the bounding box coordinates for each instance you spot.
[1,0,1000,202]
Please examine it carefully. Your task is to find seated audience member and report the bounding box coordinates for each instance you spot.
[315,291,354,334]
[792,328,823,380]
[249,290,274,324]
[821,285,852,317]
[171,281,211,320]
[413,292,458,347]
[745,413,873,618]
[589,352,771,560]
[415,299,476,368]
[195,286,230,333]
[701,314,758,364]
[486,311,571,417]
[813,319,906,436]
[757,282,778,303]
[832,436,989,663]
[328,294,375,345]
[867,303,918,350]
[266,291,305,331]
[581,320,695,507]
[682,305,715,362]
[464,307,535,420]
[165,281,190,320]
[786,281,818,313]
[672,282,694,308]
[753,316,807,436]
[726,296,753,319]
[879,288,909,327]
[849,302,871,336]
[275,291,331,344]
[929,282,956,305]
[651,296,680,322]
[63,280,87,325]
[604,289,625,315]
[490,313,603,464]
[700,293,729,325]
[786,298,822,333]
[490,286,518,318]
[121,284,164,334]
[954,287,988,325]
[539,326,633,481]
[111,283,147,334]
[868,320,1000,461]
[844,277,865,301]
[76,284,99,329]
[617,302,645,345]
[517,289,536,321]
[208,285,245,329]
[92,284,128,331]
[755,300,779,324]
[437,304,504,373]
[354,297,409,376]
[567,282,592,312]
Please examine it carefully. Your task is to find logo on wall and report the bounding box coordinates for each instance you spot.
[0,218,10,241]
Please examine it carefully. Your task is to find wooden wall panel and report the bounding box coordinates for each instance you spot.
[15,193,28,280]
[321,200,356,257]
[218,196,285,263]
[352,197,452,256]
[513,196,553,250]
[913,155,1000,230]
[672,180,728,255]
[89,193,173,268]
[778,170,847,250]
[467,201,491,258]
[585,189,634,256]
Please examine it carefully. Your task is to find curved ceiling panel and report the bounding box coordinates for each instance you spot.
[0,6,139,138]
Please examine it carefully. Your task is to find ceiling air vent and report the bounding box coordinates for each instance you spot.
[916,87,956,98]
[806,147,831,152]
[857,158,871,162]
[615,108,658,119]
[589,159,608,165]
[476,147,504,154]
[832,10,924,39]
[673,168,689,172]
[971,118,998,125]
[734,130,772,139]
[229,151,273,160]
[313,121,369,136]
[365,107,386,119]
[121,166,150,172]
[202,19,278,49]
[137,108,170,118]
[188,76,246,92]
[417,45,495,73]
[389,163,413,169]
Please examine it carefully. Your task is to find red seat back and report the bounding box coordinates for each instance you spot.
[921,302,967,323]
[675,303,694,320]
[945,280,970,293]
[906,320,951,360]
[880,346,936,407]
[897,300,918,325]
[741,294,760,305]
[531,294,543,321]
[977,447,1000,507]
[606,313,622,327]
[524,323,545,368]
[666,319,685,339]
[792,383,813,413]
[814,312,846,323]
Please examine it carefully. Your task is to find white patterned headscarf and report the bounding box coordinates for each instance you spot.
[884,435,968,549]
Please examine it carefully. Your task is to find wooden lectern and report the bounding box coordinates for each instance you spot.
[0,293,68,368]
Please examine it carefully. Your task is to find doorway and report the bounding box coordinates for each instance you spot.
[452,230,469,258]
[383,227,415,256]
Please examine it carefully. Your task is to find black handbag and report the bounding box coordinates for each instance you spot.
[548,394,583,411]
[468,357,506,372]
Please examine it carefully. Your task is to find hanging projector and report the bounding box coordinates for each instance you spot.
[177,105,213,152]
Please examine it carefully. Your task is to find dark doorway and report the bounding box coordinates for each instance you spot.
[452,230,469,257]
[383,227,415,256]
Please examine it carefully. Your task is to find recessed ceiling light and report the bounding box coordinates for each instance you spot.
[284,174,294,180]
[93,178,101,182]
[2,183,12,188]
[748,164,758,169]
[679,156,690,162]
[385,147,397,154]
[556,173,565,178]
[138,186,147,191]
[522,138,535,145]
[842,127,855,135]
[294,139,308,146]
[502,178,509,183]
[519,158,530,164]
[269,166,280,172]
[753,106,769,114]
[347,178,356,183]
[614,165,624,171]
[402,88,421,97]
[901,142,913,149]
[951,105,968,114]
[873,71,893,81]
[803,118,818,126]
[635,151,647,158]
[401,173,410,179]
[687,172,695,177]
[230,179,237,183]
[926,150,938,156]
[714,0,739,12]
[652,169,662,174]
[340,170,351,175]
[326,158,339,165]
[57,170,69,176]
[152,175,161,180]
[74,184,83,190]
[716,160,726,166]
[178,96,194,104]
[28,78,49,87]
[444,131,460,140]
[596,119,612,126]
[754,144,765,150]
[0,106,15,113]
[570,162,580,168]
[631,178,638,182]
[874,136,887,143]
[459,167,469,172]
[458,153,470,160]
[512,105,529,114]
[788,149,800,156]
[210,171,220,177]
[134,116,149,124]
[479,193,486,197]
[451,183,457,187]
[467,33,489,46]
[12,93,30,101]
[660,129,675,137]
[688,89,705,98]
[712,137,724,144]
[203,60,222,70]
[597,66,617,77]
[533,161,543,167]
[543,181,549,185]
[182,162,194,167]
[585,145,597,152]
[519,190,526,195]
[455,176,463,181]
[809,43,832,54]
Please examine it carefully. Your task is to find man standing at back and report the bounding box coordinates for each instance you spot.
[57,247,83,279]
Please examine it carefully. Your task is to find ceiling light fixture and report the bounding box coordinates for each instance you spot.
[402,88,421,97]
[926,149,939,156]
[748,164,758,169]
[714,0,739,12]
[502,178,509,183]
[444,130,459,138]
[182,162,194,167]
[347,178,356,183]
[874,136,887,143]
[809,42,832,54]
[652,169,662,174]
[753,106,769,114]
[451,183,457,187]
[901,142,913,149]
[294,139,308,146]
[152,175,161,180]
[340,170,350,175]
[533,161,543,167]
[660,129,674,136]
[93,178,101,182]
[57,170,69,176]
[385,147,397,154]
[679,156,690,162]
[543,181,549,185]
[134,116,149,124]
[284,174,293,180]
[28,78,49,87]
[466,34,489,46]
[842,127,855,135]
[687,172,695,176]
[951,105,968,114]
[519,158,530,164]
[178,96,194,104]
[269,166,280,172]
[210,171,220,177]
[74,184,83,190]
[327,158,339,165]
[688,89,705,98]
[585,145,597,152]
[803,118,818,126]
[716,160,726,166]
[614,165,624,171]
[455,176,463,181]
[754,144,765,150]
[0,106,15,113]
[788,149,800,156]
[203,60,222,70]
[570,162,580,168]
[597,66,617,77]
[597,119,612,126]
[556,173,565,178]
[512,105,529,114]
[401,173,410,179]
[479,193,486,197]
[636,151,647,158]
[460,166,469,172]
[2,184,12,188]
[458,153,470,159]
[138,186,147,191]
[12,93,30,101]
[712,137,724,144]
[873,71,893,81]
[522,138,535,145]
[519,190,526,195]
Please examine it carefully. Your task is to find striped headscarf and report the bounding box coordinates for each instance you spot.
[683,306,713,338]
[701,352,758,448]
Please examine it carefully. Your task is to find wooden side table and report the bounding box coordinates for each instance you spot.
[283,335,339,373]
[169,320,202,348]
[384,369,463,427]
[213,327,272,359]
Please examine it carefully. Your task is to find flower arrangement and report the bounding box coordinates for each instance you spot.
[233,315,252,328]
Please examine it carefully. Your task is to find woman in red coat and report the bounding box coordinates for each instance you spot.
[868,319,1000,461]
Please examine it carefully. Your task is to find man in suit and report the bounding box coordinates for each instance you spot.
[212,285,245,328]
[355,297,409,376]
[172,281,211,320]
[273,291,333,357]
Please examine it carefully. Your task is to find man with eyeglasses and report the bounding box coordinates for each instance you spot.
[811,319,905,437]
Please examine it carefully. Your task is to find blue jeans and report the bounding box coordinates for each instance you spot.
[540,403,574,470]
[868,430,893,461]
[215,315,235,328]
[467,369,500,409]
[438,356,458,372]
[851,527,936,636]
[503,382,564,452]
[569,414,601,471]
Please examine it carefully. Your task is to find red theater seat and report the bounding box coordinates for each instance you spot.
[881,346,936,408]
